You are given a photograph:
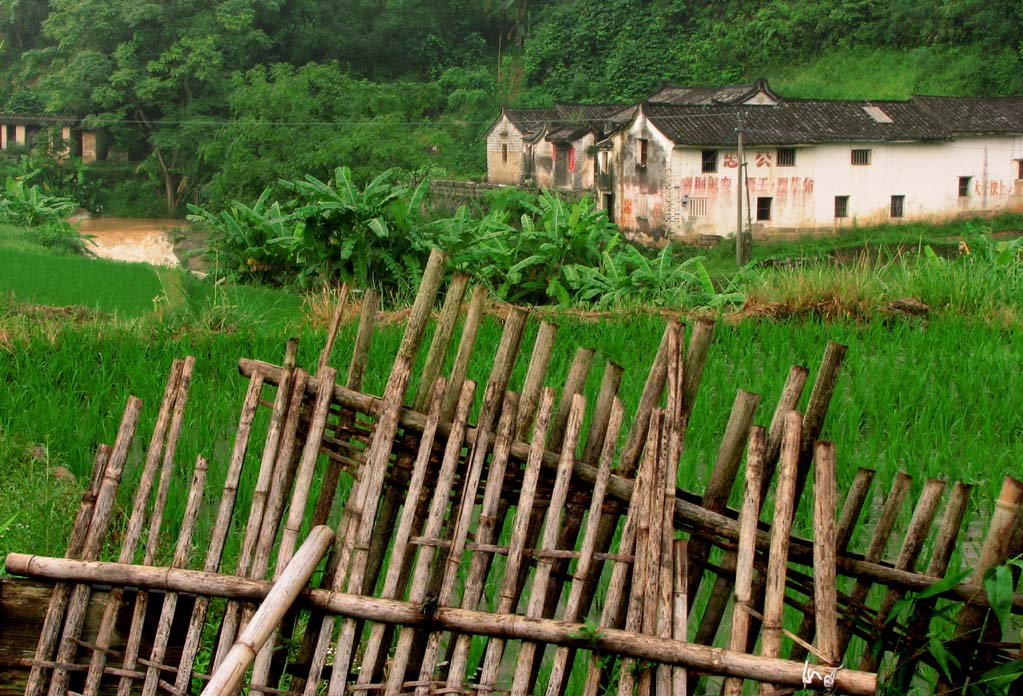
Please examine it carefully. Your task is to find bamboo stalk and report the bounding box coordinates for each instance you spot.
[355,378,450,688]
[200,526,335,696]
[115,356,197,696]
[679,317,714,424]
[441,284,487,421]
[938,476,1023,691]
[250,367,338,688]
[723,426,766,696]
[475,388,557,695]
[82,361,185,696]
[346,289,381,390]
[760,366,809,499]
[414,272,468,412]
[858,477,946,671]
[673,538,689,696]
[619,323,671,478]
[24,443,110,696]
[138,454,209,696]
[441,391,519,686]
[516,320,558,441]
[813,441,840,667]
[548,346,593,451]
[510,394,585,696]
[796,343,847,498]
[834,471,912,657]
[759,412,801,665]
[48,395,143,696]
[381,381,479,696]
[544,399,624,696]
[316,285,351,375]
[174,373,265,694]
[638,407,670,696]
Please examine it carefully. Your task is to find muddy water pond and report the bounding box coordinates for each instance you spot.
[76,217,192,268]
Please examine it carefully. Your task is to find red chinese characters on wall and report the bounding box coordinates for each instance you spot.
[680,176,734,194]
[622,199,633,215]
[754,151,772,168]
[722,153,740,169]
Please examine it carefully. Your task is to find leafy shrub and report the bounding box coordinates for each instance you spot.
[0,174,76,226]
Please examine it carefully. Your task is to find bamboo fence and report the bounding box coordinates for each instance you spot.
[6,249,1023,696]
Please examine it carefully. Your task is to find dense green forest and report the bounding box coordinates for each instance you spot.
[1,0,1022,213]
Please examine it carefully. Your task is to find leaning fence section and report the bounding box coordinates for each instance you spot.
[5,248,1023,696]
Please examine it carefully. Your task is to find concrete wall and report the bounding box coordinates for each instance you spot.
[486,115,526,185]
[658,135,1023,240]
[610,113,675,239]
[430,179,586,212]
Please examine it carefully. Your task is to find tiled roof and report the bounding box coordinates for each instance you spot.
[0,113,79,126]
[546,103,636,141]
[644,99,950,146]
[502,108,560,136]
[912,95,1023,134]
[647,80,777,105]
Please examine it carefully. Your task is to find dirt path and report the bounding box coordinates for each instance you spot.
[77,217,186,267]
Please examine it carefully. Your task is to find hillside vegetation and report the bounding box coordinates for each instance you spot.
[0,0,1020,213]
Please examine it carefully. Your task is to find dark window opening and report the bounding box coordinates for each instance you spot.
[602,192,614,220]
[756,196,772,221]
[1018,160,1023,180]
[702,149,718,173]
[958,176,971,197]
[834,195,849,218]
[852,149,872,166]
[890,195,905,218]
[501,144,508,163]
[638,139,648,167]
[776,148,796,167]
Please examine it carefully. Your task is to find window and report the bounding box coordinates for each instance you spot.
[687,196,708,217]
[567,145,576,173]
[1017,160,1022,180]
[756,196,772,221]
[638,139,648,167]
[851,149,872,166]
[776,148,796,167]
[834,195,849,218]
[702,150,718,173]
[551,143,556,163]
[958,176,971,197]
[890,195,905,218]
[501,144,508,163]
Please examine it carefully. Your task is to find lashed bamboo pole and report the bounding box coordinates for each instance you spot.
[475,389,557,695]
[516,320,558,441]
[315,284,351,375]
[250,366,338,688]
[82,361,185,696]
[638,408,670,696]
[216,368,308,666]
[680,317,714,424]
[441,284,487,421]
[345,288,380,391]
[510,395,586,696]
[24,443,110,696]
[214,342,300,665]
[138,455,208,696]
[723,426,766,696]
[9,552,879,695]
[544,398,624,696]
[859,478,946,671]
[200,526,335,696]
[412,383,513,691]
[548,346,594,451]
[443,390,521,690]
[834,471,912,657]
[381,380,479,696]
[355,378,450,688]
[760,366,809,499]
[115,356,197,696]
[813,441,840,667]
[414,272,468,412]
[616,410,663,696]
[891,481,972,684]
[687,389,762,605]
[174,372,265,694]
[938,476,1023,692]
[673,538,689,695]
[759,412,801,667]
[47,396,143,696]
[796,343,847,497]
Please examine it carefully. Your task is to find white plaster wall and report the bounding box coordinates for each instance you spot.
[671,135,1023,238]
[486,115,525,185]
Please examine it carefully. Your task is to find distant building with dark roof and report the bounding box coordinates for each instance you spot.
[485,81,1023,241]
[0,113,113,163]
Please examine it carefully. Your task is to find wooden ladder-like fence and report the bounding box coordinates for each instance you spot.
[6,249,1023,696]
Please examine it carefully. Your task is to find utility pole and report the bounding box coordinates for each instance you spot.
[735,112,750,265]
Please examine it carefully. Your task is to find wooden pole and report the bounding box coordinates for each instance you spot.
[441,284,487,421]
[548,346,594,451]
[315,284,351,375]
[813,441,840,667]
[735,111,749,266]
[516,320,558,441]
[345,288,380,390]
[199,526,334,696]
[413,273,469,412]
[723,426,766,696]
